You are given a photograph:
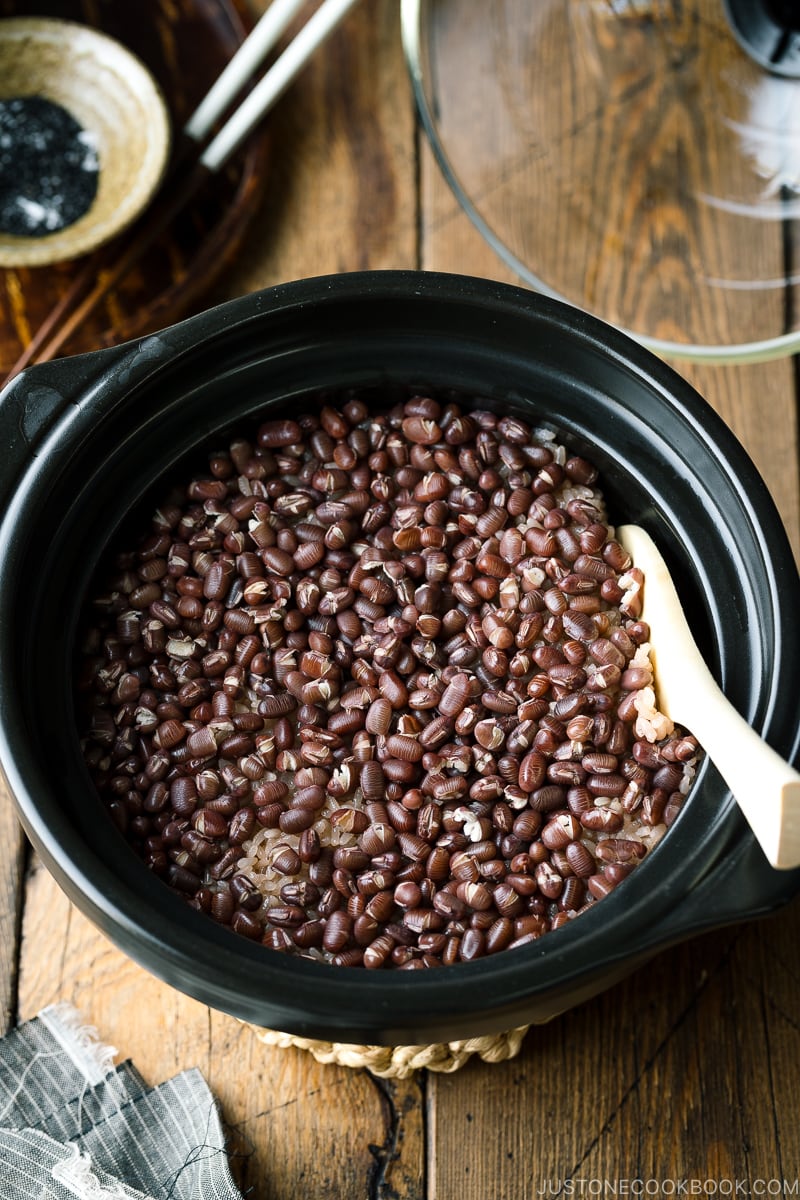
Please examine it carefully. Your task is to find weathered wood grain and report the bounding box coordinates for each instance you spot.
[12,4,423,1199]
[427,899,800,1199]
[420,24,800,1200]
[6,4,800,1200]
[216,0,418,300]
[17,860,425,1200]
[0,780,26,1034]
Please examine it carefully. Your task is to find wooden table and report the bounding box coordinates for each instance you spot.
[2,2,800,1196]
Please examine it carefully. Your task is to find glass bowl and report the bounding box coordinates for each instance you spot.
[402,0,800,363]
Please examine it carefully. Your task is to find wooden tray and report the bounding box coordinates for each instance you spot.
[0,0,271,371]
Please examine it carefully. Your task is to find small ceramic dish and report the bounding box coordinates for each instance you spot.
[0,17,170,267]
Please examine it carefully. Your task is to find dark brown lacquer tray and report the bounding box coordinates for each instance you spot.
[0,0,270,371]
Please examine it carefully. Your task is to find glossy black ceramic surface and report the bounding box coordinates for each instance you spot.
[0,271,798,1043]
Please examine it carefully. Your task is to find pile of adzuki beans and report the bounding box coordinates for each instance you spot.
[78,396,698,970]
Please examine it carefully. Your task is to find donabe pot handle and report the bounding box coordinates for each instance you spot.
[656,835,800,948]
[0,341,148,509]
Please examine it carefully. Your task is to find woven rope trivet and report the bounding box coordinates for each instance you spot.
[248,1024,530,1078]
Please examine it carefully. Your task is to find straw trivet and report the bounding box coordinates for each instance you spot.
[248,1024,530,1078]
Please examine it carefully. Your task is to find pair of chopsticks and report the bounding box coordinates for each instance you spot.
[3,0,360,385]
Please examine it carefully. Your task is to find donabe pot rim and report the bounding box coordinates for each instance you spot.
[1,270,798,1043]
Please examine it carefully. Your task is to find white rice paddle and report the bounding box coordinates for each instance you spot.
[617,525,800,870]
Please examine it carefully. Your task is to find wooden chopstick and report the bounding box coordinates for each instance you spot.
[2,0,361,385]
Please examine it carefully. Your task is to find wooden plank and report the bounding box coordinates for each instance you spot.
[420,25,800,1200]
[215,0,419,299]
[603,903,800,1185]
[13,4,424,1200]
[0,779,26,1034]
[428,904,800,1198]
[18,860,425,1199]
[8,3,800,1200]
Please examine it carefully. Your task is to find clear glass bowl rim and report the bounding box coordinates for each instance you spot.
[400,0,800,365]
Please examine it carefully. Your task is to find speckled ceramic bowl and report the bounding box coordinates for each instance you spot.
[0,17,170,267]
[0,272,798,1045]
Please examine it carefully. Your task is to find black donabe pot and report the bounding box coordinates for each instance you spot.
[1,272,798,1045]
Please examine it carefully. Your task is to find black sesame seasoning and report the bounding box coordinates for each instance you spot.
[0,95,99,238]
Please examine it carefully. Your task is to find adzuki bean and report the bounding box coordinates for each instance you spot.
[78,394,700,971]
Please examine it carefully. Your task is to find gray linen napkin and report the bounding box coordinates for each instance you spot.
[0,1004,244,1200]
